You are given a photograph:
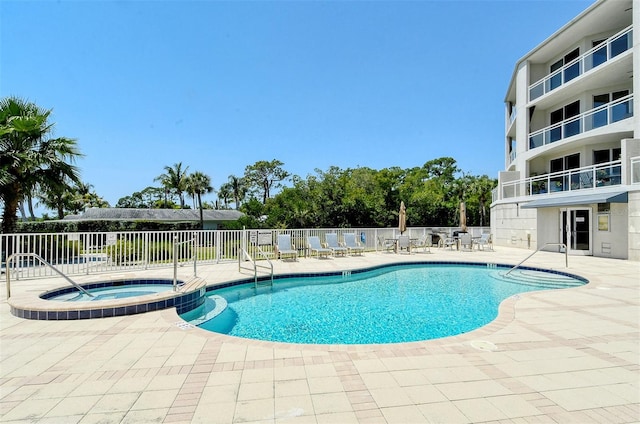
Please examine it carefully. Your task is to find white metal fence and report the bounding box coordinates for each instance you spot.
[1,226,489,280]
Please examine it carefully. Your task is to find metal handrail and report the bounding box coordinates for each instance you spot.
[506,243,568,276]
[173,235,198,291]
[5,253,93,299]
[239,247,273,287]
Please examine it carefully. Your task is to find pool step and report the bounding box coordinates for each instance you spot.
[178,276,207,293]
[188,295,227,325]
[493,270,584,289]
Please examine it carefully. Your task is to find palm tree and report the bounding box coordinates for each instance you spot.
[0,97,82,233]
[470,175,497,227]
[218,183,232,209]
[154,162,189,208]
[228,175,247,209]
[38,168,78,219]
[185,171,213,228]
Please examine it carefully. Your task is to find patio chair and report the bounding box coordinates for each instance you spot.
[307,236,331,259]
[275,234,298,261]
[343,233,365,255]
[441,235,457,250]
[397,235,411,254]
[459,233,473,251]
[475,233,493,251]
[325,233,348,256]
[378,236,396,253]
[411,234,432,253]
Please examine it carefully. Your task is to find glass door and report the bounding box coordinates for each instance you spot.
[560,208,592,255]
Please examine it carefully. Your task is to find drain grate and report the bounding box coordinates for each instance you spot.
[174,321,194,330]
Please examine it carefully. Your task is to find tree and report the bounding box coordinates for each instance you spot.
[38,169,78,219]
[185,171,213,229]
[116,186,173,208]
[217,183,232,209]
[154,162,189,208]
[468,175,497,227]
[227,175,247,209]
[0,97,82,233]
[244,160,289,204]
[71,182,109,212]
[423,157,458,182]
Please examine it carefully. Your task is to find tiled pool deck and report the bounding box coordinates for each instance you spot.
[1,247,638,423]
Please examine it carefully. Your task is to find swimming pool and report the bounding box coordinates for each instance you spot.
[181,263,587,344]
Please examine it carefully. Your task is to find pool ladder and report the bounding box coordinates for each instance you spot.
[239,246,274,288]
[5,253,93,299]
[505,243,568,276]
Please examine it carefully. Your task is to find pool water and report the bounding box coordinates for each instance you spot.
[182,264,586,344]
[49,284,174,301]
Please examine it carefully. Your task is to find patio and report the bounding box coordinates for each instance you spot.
[1,246,638,423]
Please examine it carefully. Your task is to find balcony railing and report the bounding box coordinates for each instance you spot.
[499,160,622,199]
[632,156,640,185]
[529,26,633,101]
[529,94,633,149]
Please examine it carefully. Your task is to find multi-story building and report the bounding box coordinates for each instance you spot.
[491,0,639,260]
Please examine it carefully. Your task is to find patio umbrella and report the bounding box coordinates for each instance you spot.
[459,201,467,232]
[399,201,407,234]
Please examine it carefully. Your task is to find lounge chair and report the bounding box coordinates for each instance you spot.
[276,234,298,261]
[459,233,473,251]
[397,235,411,254]
[343,233,365,255]
[307,236,331,259]
[475,233,493,251]
[325,233,348,256]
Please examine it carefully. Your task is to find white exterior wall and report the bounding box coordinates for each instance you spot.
[490,203,537,250]
[536,208,561,251]
[629,191,640,261]
[593,203,629,259]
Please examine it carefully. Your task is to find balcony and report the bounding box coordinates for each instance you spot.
[529,26,633,101]
[499,160,622,200]
[529,94,633,149]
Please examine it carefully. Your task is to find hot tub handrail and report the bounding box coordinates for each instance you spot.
[5,253,94,299]
[505,243,568,276]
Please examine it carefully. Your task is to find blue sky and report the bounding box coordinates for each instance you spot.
[1,0,594,209]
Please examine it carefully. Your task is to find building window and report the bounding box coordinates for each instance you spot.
[549,100,581,142]
[594,150,622,186]
[550,153,580,191]
[591,39,607,68]
[593,149,621,164]
[549,48,580,90]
